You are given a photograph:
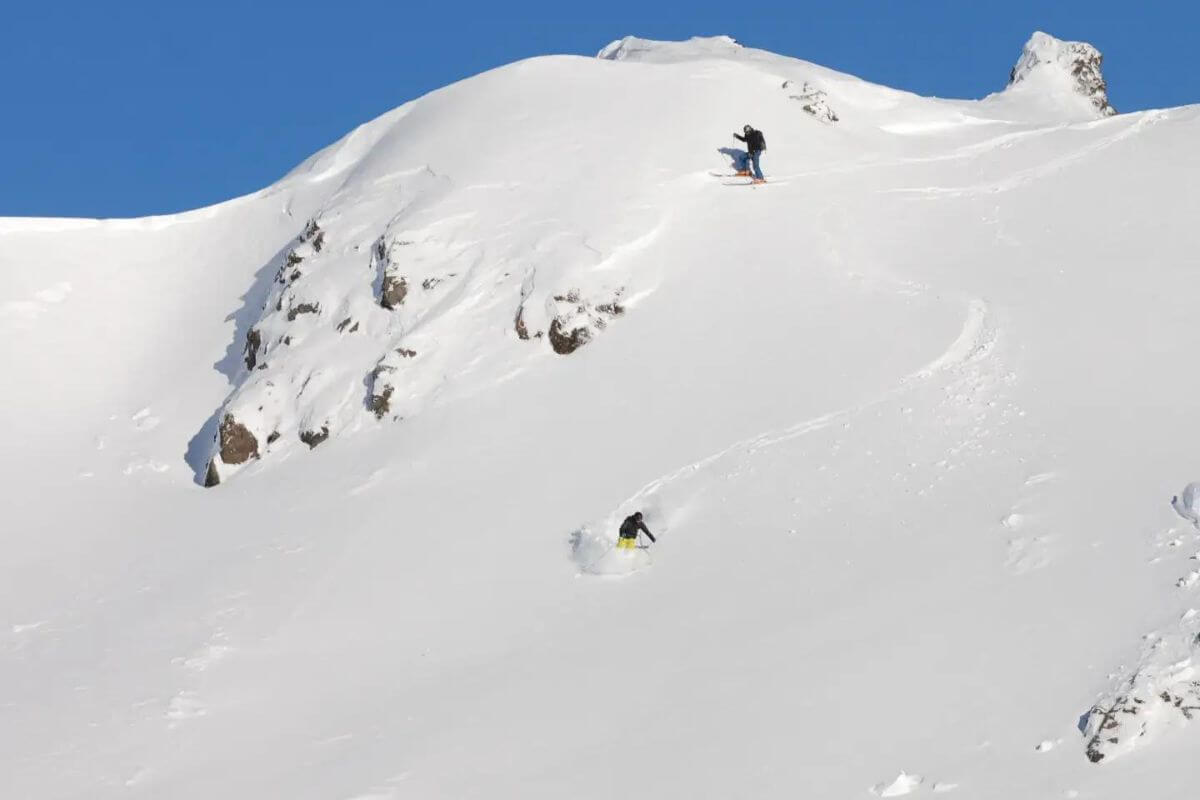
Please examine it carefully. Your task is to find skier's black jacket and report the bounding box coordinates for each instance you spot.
[619,514,655,542]
[735,128,766,153]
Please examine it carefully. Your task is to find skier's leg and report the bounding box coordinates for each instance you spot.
[752,152,764,181]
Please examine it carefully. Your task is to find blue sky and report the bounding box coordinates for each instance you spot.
[3,0,1195,218]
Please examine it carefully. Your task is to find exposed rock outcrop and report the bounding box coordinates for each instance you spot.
[1008,31,1115,116]
[783,80,839,123]
[287,302,320,322]
[1079,532,1200,763]
[198,156,648,487]
[300,219,321,243]
[367,365,395,420]
[548,318,591,355]
[381,274,408,309]
[244,328,261,371]
[299,426,330,449]
[546,289,626,355]
[514,306,532,340]
[374,238,412,310]
[218,414,259,464]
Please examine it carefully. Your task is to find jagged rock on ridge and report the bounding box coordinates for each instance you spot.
[1008,31,1116,116]
[244,328,261,371]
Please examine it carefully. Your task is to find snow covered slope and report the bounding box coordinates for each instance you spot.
[3,32,1200,799]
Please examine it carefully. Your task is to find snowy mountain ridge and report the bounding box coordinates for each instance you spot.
[202,32,1124,487]
[3,31,1200,800]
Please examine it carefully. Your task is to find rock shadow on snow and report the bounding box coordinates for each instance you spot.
[186,227,308,485]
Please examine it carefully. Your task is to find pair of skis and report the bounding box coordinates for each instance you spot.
[709,171,773,187]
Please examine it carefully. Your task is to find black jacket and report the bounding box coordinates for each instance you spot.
[735,128,766,153]
[619,514,655,541]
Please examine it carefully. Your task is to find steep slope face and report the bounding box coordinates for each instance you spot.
[201,56,672,484]
[4,33,1200,800]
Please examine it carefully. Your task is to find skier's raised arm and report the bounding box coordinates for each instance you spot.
[733,132,746,142]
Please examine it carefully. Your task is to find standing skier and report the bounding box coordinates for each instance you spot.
[733,124,767,183]
[617,511,656,551]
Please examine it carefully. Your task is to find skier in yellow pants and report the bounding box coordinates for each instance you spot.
[617,511,656,550]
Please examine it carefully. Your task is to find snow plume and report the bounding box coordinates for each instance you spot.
[1007,31,1116,117]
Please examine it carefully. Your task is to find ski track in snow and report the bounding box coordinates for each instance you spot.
[881,109,1169,198]
[599,291,998,537]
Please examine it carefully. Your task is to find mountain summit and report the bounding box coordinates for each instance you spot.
[1007,30,1116,116]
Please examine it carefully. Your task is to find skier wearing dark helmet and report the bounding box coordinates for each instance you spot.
[733,124,767,183]
[617,511,656,551]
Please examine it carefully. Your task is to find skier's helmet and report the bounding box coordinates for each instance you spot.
[743,124,753,134]
[633,511,643,521]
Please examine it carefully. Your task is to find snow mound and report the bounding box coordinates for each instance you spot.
[597,34,741,62]
[871,772,923,796]
[1007,31,1115,117]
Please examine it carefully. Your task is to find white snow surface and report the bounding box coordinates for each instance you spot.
[3,33,1200,799]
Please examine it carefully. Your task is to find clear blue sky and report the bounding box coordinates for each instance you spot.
[3,0,1195,218]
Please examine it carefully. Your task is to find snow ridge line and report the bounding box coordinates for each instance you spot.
[602,295,996,531]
